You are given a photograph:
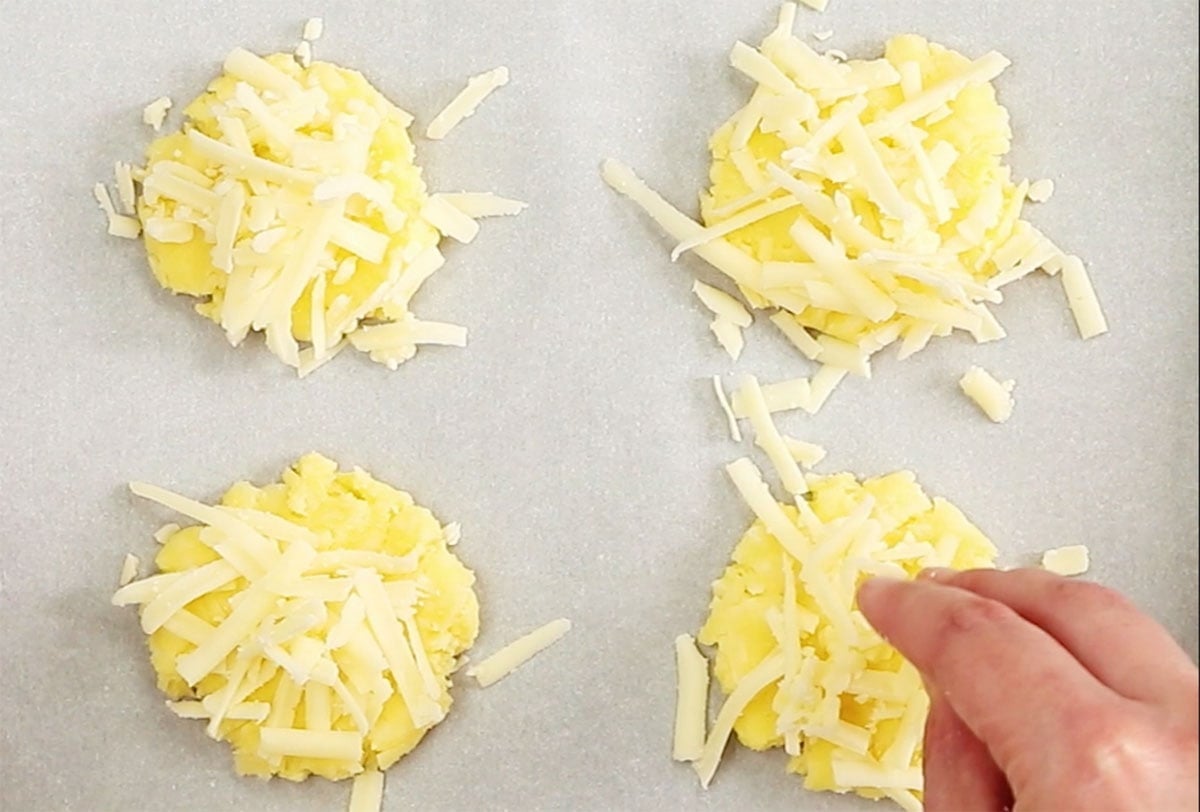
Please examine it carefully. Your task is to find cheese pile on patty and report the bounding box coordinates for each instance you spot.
[604,3,1106,411]
[685,461,996,808]
[112,453,478,783]
[118,47,521,375]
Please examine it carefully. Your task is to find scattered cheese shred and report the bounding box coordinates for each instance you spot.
[118,553,140,587]
[347,768,385,812]
[712,375,743,442]
[425,66,510,140]
[142,96,172,131]
[782,436,826,468]
[1027,178,1055,203]
[468,618,571,688]
[709,318,745,360]
[1041,544,1090,576]
[798,0,829,11]
[604,7,1106,401]
[959,366,1015,423]
[693,281,752,327]
[672,634,709,762]
[302,17,324,42]
[92,183,141,239]
[739,376,809,497]
[1060,255,1109,339]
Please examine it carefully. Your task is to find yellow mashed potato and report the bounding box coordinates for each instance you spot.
[699,470,996,803]
[142,454,477,781]
[138,55,439,352]
[703,34,1019,347]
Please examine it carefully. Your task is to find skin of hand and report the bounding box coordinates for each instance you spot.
[856,568,1199,812]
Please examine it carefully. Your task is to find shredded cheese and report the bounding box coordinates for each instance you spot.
[693,281,752,327]
[709,318,746,360]
[672,634,709,762]
[113,49,523,374]
[1041,544,1090,576]
[92,183,140,239]
[118,553,140,587]
[425,66,510,140]
[958,366,1015,423]
[467,618,572,688]
[302,17,324,41]
[1060,255,1109,339]
[712,375,743,442]
[348,769,385,812]
[1027,178,1055,203]
[604,9,1106,400]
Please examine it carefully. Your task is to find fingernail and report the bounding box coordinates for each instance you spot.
[919,567,956,581]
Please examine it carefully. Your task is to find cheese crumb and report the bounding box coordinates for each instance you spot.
[1041,544,1090,576]
[92,183,141,239]
[118,553,140,587]
[693,281,753,327]
[798,0,829,10]
[467,618,571,688]
[959,366,1015,423]
[142,96,172,131]
[1027,178,1055,203]
[813,30,834,41]
[425,67,510,140]
[673,634,709,762]
[302,17,324,42]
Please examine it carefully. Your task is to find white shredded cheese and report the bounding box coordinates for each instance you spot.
[673,634,709,762]
[425,66,510,140]
[118,553,140,587]
[92,183,141,239]
[693,281,752,327]
[782,436,826,468]
[798,0,829,10]
[958,366,1015,423]
[142,96,172,131]
[468,618,572,688]
[1041,544,1090,576]
[738,376,809,497]
[709,318,746,360]
[348,768,385,812]
[1060,255,1108,339]
[436,192,527,218]
[712,375,743,442]
[294,40,313,69]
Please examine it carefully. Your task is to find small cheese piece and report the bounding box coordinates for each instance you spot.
[294,40,313,69]
[302,17,324,41]
[1060,255,1109,339]
[709,318,745,360]
[114,161,137,214]
[347,769,385,812]
[420,196,480,244]
[959,366,1015,423]
[1027,179,1055,203]
[1041,544,1090,576]
[798,0,829,10]
[437,192,527,218]
[693,281,752,328]
[142,96,172,131]
[425,66,510,140]
[93,183,141,239]
[468,618,571,688]
[694,652,786,787]
[738,376,809,497]
[118,553,140,587]
[672,634,709,762]
[712,375,744,442]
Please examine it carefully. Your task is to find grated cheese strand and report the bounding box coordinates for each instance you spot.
[467,618,572,688]
[672,634,710,762]
[425,67,510,140]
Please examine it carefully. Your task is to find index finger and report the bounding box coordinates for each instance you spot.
[857,576,1118,781]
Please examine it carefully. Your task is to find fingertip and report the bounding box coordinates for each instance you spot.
[856,575,905,615]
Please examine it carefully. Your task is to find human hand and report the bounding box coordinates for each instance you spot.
[856,568,1199,812]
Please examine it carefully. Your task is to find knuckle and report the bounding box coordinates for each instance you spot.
[936,594,1016,638]
[1047,577,1131,613]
